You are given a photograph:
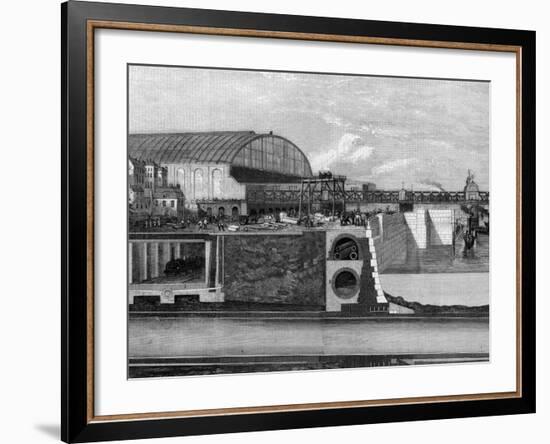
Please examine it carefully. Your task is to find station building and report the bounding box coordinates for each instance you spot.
[128,131,313,218]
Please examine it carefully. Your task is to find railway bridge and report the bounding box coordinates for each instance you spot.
[246,184,489,217]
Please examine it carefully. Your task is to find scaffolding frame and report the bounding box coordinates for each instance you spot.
[298,175,347,219]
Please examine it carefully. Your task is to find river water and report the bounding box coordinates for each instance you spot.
[381,233,490,306]
[380,273,489,306]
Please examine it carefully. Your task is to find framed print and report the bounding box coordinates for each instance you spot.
[61,1,536,442]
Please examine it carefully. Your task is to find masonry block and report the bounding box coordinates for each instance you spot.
[199,290,225,303]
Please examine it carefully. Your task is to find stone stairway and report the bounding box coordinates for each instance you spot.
[365,224,388,304]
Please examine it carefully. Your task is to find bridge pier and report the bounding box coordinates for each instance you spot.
[140,243,148,282]
[150,242,159,278]
[128,242,133,284]
[160,242,170,275]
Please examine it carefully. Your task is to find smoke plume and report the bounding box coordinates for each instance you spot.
[420,179,446,192]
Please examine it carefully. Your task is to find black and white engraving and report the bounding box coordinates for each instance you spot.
[127,65,490,378]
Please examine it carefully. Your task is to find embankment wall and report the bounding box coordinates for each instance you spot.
[370,213,408,273]
[371,208,454,272]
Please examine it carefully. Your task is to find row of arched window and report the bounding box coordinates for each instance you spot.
[176,168,223,200]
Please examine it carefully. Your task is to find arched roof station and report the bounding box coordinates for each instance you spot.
[129,131,313,178]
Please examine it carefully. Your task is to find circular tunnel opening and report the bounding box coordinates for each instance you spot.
[333,237,360,260]
[333,269,359,299]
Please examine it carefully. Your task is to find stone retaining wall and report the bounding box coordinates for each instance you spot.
[371,213,408,273]
[371,208,454,273]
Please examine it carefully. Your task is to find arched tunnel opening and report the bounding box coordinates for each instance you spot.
[333,237,360,260]
[333,269,359,299]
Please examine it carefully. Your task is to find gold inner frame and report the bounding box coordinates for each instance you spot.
[85,19,523,423]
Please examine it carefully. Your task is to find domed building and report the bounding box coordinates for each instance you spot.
[129,131,313,218]
[463,170,481,200]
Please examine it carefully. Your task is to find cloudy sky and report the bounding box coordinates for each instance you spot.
[129,65,489,191]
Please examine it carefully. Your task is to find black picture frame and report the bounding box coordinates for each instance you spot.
[61,1,536,442]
